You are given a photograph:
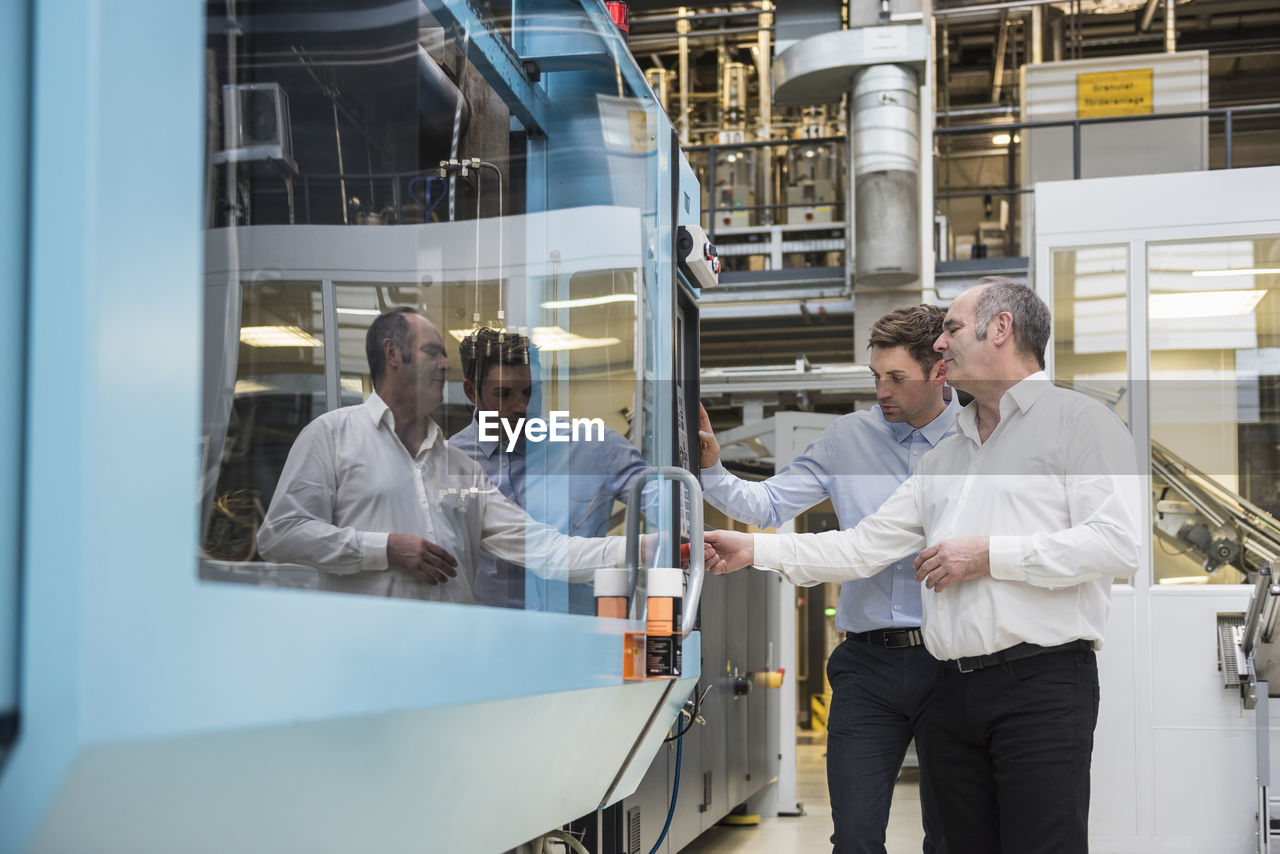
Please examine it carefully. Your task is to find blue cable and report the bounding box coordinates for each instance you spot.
[647,732,683,854]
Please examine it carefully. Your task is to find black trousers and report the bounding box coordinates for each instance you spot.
[921,647,1100,854]
[826,638,947,854]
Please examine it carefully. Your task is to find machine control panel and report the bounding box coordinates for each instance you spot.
[677,224,720,289]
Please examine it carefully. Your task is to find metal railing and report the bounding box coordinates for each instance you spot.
[935,102,1280,181]
[933,103,1280,257]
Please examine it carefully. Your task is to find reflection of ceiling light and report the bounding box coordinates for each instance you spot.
[1148,289,1265,320]
[1191,267,1280,278]
[1158,576,1209,585]
[336,307,381,316]
[531,326,621,351]
[991,133,1020,145]
[540,294,638,309]
[240,325,323,347]
[447,326,621,351]
[234,379,276,394]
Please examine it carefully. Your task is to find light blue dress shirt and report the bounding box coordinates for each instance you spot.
[450,413,648,613]
[701,399,959,632]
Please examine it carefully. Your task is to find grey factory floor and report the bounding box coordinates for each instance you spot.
[680,735,925,854]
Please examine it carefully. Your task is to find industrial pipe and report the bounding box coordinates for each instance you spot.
[678,7,690,143]
[1139,0,1160,31]
[852,64,920,287]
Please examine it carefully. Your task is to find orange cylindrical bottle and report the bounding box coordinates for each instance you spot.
[594,567,629,619]
[645,567,684,678]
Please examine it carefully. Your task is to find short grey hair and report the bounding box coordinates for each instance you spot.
[971,276,1050,369]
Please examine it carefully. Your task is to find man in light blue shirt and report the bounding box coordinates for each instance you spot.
[450,328,648,613]
[698,305,958,854]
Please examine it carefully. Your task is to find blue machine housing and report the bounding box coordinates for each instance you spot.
[0,2,708,851]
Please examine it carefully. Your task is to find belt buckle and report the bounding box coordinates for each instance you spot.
[883,633,907,649]
[956,657,976,674]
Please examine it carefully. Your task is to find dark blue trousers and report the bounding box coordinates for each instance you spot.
[826,638,947,854]
[922,648,1100,854]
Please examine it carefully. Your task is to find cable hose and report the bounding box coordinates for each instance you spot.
[647,732,683,854]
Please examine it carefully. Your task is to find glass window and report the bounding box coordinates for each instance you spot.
[1051,245,1132,586]
[199,4,666,615]
[1148,235,1280,586]
[1052,246,1129,424]
[201,281,325,586]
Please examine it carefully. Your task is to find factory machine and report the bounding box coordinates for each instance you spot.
[0,1,782,852]
[1217,563,1280,854]
[1154,440,1280,581]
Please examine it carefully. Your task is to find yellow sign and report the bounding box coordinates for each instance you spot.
[1077,69,1154,118]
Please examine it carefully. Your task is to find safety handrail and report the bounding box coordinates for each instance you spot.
[623,466,706,634]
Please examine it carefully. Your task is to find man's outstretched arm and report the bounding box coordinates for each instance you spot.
[704,474,926,585]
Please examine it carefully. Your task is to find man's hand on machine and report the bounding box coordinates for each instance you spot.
[703,530,753,574]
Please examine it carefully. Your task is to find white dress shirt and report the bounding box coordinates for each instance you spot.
[752,373,1141,659]
[258,392,623,603]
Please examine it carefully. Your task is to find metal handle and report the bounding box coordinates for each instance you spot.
[623,466,706,633]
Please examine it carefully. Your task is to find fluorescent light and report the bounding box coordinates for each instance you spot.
[992,133,1011,145]
[1158,576,1209,585]
[336,307,382,316]
[234,379,276,394]
[540,294,638,309]
[447,326,621,351]
[1148,289,1265,320]
[239,325,323,347]
[531,326,622,351]
[1191,267,1280,278]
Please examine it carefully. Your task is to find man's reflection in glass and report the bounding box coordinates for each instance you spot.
[257,308,623,602]
[450,328,648,613]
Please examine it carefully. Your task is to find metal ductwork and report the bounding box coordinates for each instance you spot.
[770,11,929,355]
[852,64,920,287]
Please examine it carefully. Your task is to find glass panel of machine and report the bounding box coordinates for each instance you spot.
[201,280,326,587]
[1051,245,1131,585]
[199,2,660,614]
[1148,236,1280,587]
[1052,246,1129,423]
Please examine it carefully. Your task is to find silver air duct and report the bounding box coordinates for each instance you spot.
[852,64,920,287]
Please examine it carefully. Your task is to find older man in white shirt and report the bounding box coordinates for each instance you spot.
[704,278,1140,854]
[258,307,623,603]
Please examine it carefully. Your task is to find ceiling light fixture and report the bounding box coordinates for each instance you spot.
[1190,267,1280,278]
[1148,289,1266,320]
[234,379,276,394]
[449,326,620,351]
[540,294,638,309]
[239,325,323,348]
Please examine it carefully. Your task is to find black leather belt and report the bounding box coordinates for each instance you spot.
[846,628,924,649]
[951,639,1093,674]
